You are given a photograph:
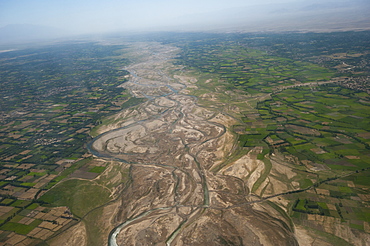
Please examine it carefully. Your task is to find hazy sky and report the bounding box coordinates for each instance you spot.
[0,0,304,34]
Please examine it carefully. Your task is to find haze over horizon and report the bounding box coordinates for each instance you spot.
[1,0,370,44]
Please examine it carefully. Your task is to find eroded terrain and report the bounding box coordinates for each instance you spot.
[2,32,370,245]
[87,43,298,246]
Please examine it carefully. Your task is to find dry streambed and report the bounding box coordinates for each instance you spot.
[88,43,298,246]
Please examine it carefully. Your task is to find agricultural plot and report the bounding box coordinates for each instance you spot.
[39,179,111,218]
[0,42,131,242]
[178,44,334,94]
[288,169,370,233]
[174,31,370,240]
[0,31,369,244]
[246,84,370,233]
[256,84,370,171]
[0,202,75,245]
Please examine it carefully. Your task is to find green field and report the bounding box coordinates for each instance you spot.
[179,45,335,94]
[250,85,370,171]
[39,179,111,218]
[0,30,369,244]
[0,220,41,235]
[176,32,370,241]
[89,166,106,173]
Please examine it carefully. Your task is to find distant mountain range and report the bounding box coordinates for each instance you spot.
[0,24,67,45]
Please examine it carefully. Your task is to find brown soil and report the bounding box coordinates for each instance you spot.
[87,42,298,246]
[48,221,87,246]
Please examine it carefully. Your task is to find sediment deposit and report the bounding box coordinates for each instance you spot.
[88,43,298,246]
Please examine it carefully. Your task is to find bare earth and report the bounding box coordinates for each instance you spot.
[47,41,370,246]
[86,42,298,246]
